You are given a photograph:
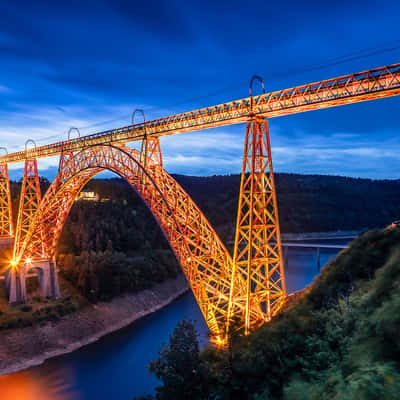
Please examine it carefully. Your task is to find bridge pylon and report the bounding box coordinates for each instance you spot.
[57,128,80,184]
[9,154,42,303]
[13,157,43,261]
[228,117,286,335]
[8,141,60,303]
[139,136,165,213]
[141,136,163,170]
[0,161,13,238]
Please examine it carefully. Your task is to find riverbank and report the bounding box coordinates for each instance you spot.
[0,274,189,376]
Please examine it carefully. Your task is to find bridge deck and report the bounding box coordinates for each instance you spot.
[1,63,399,164]
[282,242,347,249]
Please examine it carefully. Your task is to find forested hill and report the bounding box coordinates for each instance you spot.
[6,172,400,305]
[173,173,400,238]
[10,172,400,238]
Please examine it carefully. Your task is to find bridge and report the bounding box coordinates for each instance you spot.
[0,63,399,344]
[281,242,348,273]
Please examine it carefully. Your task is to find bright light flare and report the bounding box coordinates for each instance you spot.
[211,335,227,348]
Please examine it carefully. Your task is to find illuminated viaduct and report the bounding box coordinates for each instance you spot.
[0,63,399,344]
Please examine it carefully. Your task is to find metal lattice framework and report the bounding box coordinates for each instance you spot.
[0,163,13,238]
[14,144,247,342]
[13,159,43,261]
[228,117,285,334]
[2,62,400,342]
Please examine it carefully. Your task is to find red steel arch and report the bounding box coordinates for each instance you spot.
[15,144,245,342]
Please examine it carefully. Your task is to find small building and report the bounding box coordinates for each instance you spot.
[76,191,100,202]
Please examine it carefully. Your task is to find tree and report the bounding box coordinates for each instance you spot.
[148,320,209,400]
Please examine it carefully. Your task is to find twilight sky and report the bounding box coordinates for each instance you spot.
[1,0,400,179]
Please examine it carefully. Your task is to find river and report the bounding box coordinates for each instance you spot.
[0,243,346,399]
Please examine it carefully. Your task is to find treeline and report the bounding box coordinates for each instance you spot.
[7,172,400,303]
[140,227,400,399]
[10,173,400,239]
[56,179,180,302]
[174,173,400,237]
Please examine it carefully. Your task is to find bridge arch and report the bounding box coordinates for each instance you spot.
[16,144,241,340]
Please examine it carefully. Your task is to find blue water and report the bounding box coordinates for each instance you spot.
[0,246,342,400]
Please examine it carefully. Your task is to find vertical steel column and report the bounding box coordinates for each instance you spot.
[9,141,42,303]
[0,154,14,238]
[13,140,44,267]
[58,128,80,184]
[230,117,286,335]
[142,138,163,170]
[133,109,163,187]
[13,156,42,262]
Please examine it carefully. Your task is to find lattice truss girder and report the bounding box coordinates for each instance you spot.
[14,144,247,341]
[1,63,400,165]
[229,118,285,334]
[0,164,13,237]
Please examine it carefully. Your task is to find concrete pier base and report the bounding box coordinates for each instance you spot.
[7,260,61,304]
[6,268,27,304]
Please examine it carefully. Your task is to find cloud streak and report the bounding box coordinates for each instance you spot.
[1,1,400,180]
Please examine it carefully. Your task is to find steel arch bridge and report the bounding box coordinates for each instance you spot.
[1,62,400,344]
[16,143,248,342]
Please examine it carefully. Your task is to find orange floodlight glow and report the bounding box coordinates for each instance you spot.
[210,335,227,348]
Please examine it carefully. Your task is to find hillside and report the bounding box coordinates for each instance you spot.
[174,173,400,241]
[9,172,400,242]
[145,226,400,399]
[4,172,400,326]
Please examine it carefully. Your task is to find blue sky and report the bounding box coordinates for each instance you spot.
[1,0,400,179]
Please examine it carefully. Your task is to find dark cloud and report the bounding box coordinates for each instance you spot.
[108,0,193,41]
[0,0,400,177]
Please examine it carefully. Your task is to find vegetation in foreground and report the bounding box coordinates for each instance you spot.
[0,275,87,331]
[140,227,400,399]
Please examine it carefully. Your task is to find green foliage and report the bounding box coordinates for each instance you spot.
[0,284,81,331]
[56,179,180,302]
[144,227,400,399]
[148,320,209,400]
[175,173,400,236]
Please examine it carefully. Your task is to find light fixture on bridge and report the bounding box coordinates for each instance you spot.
[25,257,32,264]
[10,259,18,268]
[211,335,226,348]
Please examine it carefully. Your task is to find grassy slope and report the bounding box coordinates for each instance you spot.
[0,275,88,331]
[203,227,400,399]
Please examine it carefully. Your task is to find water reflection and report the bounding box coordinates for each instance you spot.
[0,365,80,400]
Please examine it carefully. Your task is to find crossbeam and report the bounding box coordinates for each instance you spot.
[1,63,400,164]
